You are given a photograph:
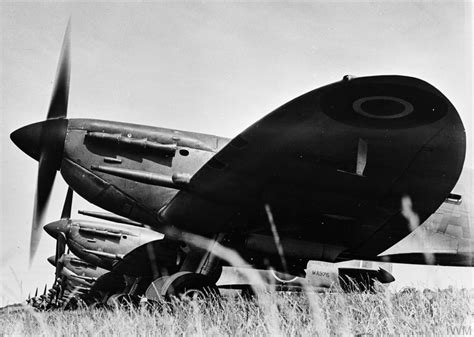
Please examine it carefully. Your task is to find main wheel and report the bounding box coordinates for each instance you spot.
[160,272,219,299]
[145,276,169,301]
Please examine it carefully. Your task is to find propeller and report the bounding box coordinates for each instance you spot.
[61,187,73,220]
[50,187,73,304]
[48,236,67,306]
[55,234,67,280]
[47,20,71,120]
[27,19,71,265]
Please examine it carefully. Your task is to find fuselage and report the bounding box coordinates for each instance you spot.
[59,118,230,236]
[11,100,468,273]
[45,216,171,270]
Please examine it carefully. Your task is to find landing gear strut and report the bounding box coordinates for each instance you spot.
[146,234,224,300]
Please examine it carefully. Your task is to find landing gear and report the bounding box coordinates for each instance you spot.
[146,271,220,300]
[145,234,224,300]
[161,272,219,299]
[145,276,170,301]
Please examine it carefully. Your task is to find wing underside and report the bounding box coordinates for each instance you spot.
[159,75,466,264]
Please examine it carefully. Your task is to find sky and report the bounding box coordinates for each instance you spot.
[1,1,473,305]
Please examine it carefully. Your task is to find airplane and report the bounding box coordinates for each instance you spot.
[46,253,107,308]
[41,187,396,306]
[10,22,471,302]
[47,252,110,287]
[43,189,178,275]
[40,172,471,307]
[42,189,180,306]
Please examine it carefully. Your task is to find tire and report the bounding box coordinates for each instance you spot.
[160,272,220,299]
[145,276,169,301]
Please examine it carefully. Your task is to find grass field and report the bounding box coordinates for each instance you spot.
[0,287,471,336]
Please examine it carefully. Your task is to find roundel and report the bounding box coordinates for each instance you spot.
[352,96,414,120]
[320,81,448,129]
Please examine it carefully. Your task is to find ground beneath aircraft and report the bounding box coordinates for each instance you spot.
[1,288,471,336]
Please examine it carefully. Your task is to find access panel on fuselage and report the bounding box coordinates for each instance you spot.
[61,119,221,226]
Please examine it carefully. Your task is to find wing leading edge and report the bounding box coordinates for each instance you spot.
[159,75,466,264]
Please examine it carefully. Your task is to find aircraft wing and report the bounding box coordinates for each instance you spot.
[159,75,466,261]
[89,271,125,294]
[111,239,180,277]
[377,252,473,266]
[377,170,473,266]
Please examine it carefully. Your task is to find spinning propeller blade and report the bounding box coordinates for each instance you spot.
[26,20,72,265]
[55,233,67,279]
[61,187,73,220]
[47,19,71,120]
[51,188,73,304]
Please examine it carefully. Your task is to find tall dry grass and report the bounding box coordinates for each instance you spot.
[1,287,471,336]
